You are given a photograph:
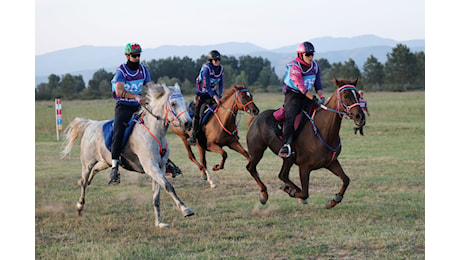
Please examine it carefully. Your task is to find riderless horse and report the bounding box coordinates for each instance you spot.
[245,78,365,208]
[61,84,194,228]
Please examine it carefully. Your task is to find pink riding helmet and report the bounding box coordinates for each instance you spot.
[296,41,315,54]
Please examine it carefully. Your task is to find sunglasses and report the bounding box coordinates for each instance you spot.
[130,53,141,58]
[304,52,314,57]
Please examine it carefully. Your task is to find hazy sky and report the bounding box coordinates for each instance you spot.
[35,0,425,55]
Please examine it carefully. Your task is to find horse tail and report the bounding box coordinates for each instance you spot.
[60,117,91,158]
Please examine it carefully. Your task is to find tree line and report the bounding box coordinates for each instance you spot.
[35,44,424,100]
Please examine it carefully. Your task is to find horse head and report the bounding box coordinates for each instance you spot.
[332,77,366,128]
[146,83,192,131]
[230,85,260,116]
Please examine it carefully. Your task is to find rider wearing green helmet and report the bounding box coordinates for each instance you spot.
[108,42,183,184]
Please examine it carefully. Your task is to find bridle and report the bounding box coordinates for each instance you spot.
[304,84,360,164]
[319,85,360,118]
[138,92,188,156]
[215,88,255,135]
[141,93,187,127]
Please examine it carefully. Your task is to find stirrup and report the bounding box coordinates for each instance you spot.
[186,135,196,146]
[277,144,292,158]
[166,159,182,178]
[108,169,120,185]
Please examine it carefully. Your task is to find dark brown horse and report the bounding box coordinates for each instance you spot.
[245,78,365,208]
[171,85,260,188]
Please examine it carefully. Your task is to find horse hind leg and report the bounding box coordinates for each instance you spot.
[76,161,109,216]
[324,160,350,209]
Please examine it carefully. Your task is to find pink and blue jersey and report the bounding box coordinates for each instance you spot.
[111,64,151,105]
[283,57,323,95]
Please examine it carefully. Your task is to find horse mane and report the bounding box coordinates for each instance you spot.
[220,86,237,103]
[142,84,170,114]
[220,85,246,103]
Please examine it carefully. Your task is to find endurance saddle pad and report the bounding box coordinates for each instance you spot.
[188,101,216,127]
[103,114,139,152]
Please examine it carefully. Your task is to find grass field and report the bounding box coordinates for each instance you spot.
[35,91,424,259]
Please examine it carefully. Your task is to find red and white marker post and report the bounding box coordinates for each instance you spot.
[55,98,62,140]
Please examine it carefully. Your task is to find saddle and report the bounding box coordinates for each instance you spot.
[271,105,316,141]
[188,101,216,127]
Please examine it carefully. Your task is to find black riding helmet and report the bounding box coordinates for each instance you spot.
[207,50,221,61]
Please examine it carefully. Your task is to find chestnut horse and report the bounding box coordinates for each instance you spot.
[245,78,365,208]
[171,85,260,188]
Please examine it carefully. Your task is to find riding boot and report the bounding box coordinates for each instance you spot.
[278,136,293,158]
[166,159,182,178]
[187,114,200,146]
[108,166,120,185]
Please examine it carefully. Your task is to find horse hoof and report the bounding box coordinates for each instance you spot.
[210,182,218,188]
[155,222,170,228]
[299,198,308,204]
[201,174,207,181]
[76,202,84,212]
[259,193,268,205]
[326,200,336,209]
[182,208,195,217]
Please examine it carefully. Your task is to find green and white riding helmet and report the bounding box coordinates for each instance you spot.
[125,42,142,54]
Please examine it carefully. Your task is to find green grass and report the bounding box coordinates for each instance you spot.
[35,91,424,259]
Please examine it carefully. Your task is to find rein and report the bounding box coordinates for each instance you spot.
[305,85,359,164]
[214,89,253,136]
[137,93,186,156]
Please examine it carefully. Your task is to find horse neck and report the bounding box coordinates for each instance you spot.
[215,91,237,127]
[142,101,168,134]
[315,92,343,140]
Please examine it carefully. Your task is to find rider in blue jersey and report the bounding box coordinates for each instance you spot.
[187,50,224,146]
[108,43,182,184]
[109,43,150,184]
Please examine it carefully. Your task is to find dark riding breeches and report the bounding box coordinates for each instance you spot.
[283,91,313,145]
[191,95,213,136]
[111,103,140,160]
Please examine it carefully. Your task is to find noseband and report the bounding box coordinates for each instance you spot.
[165,93,187,127]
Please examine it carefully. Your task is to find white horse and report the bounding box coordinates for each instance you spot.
[61,83,193,228]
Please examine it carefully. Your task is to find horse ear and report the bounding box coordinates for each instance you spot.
[352,77,359,86]
[333,77,339,87]
[174,82,181,91]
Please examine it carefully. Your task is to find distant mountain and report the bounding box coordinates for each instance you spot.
[35,35,425,86]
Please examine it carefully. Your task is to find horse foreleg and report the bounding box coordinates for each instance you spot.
[146,166,195,224]
[179,133,204,172]
[152,181,169,228]
[197,145,217,188]
[246,151,269,204]
[324,159,350,209]
[296,166,312,204]
[228,140,251,161]
[278,159,301,197]
[207,143,227,171]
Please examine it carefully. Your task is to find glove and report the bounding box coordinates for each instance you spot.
[311,96,321,108]
[319,96,326,105]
